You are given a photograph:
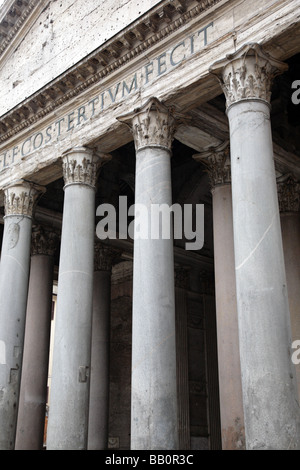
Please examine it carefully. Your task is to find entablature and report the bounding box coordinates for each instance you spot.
[0,0,299,189]
[0,0,224,142]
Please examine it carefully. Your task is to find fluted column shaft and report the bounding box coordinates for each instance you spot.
[15,226,58,450]
[119,98,178,450]
[0,180,44,449]
[211,43,300,449]
[194,143,245,450]
[46,148,108,450]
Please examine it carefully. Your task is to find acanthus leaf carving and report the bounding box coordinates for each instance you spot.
[94,242,121,272]
[193,141,231,188]
[62,147,111,188]
[277,174,300,213]
[31,225,59,257]
[3,180,45,217]
[118,97,177,152]
[210,43,288,108]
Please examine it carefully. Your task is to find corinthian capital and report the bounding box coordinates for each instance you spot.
[210,43,288,109]
[62,147,111,188]
[31,225,59,256]
[94,242,121,272]
[118,97,176,152]
[3,180,45,218]
[193,141,231,188]
[277,174,300,213]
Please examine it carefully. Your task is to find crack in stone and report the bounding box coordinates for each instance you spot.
[235,213,276,271]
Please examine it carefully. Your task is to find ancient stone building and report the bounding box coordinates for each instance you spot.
[0,0,299,451]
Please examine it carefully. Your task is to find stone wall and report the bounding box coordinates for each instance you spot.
[108,261,220,450]
[109,261,133,450]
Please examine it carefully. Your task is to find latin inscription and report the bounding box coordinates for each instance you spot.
[0,22,213,171]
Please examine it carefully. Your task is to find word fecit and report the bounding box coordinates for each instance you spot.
[96,197,204,251]
[292,340,300,365]
[291,80,300,104]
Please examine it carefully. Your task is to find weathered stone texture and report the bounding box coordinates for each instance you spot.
[0,0,162,116]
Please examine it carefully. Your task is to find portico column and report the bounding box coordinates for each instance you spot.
[15,225,58,450]
[210,43,300,449]
[118,97,178,450]
[0,180,45,450]
[193,142,245,450]
[46,147,109,450]
[88,243,119,450]
[277,174,300,399]
[174,265,190,450]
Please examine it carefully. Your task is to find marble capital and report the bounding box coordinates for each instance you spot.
[3,180,45,218]
[210,43,288,109]
[277,174,300,213]
[117,97,176,152]
[31,225,59,256]
[62,147,111,188]
[94,242,121,272]
[193,141,231,188]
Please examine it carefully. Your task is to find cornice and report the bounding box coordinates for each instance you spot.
[0,0,40,56]
[0,0,223,145]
